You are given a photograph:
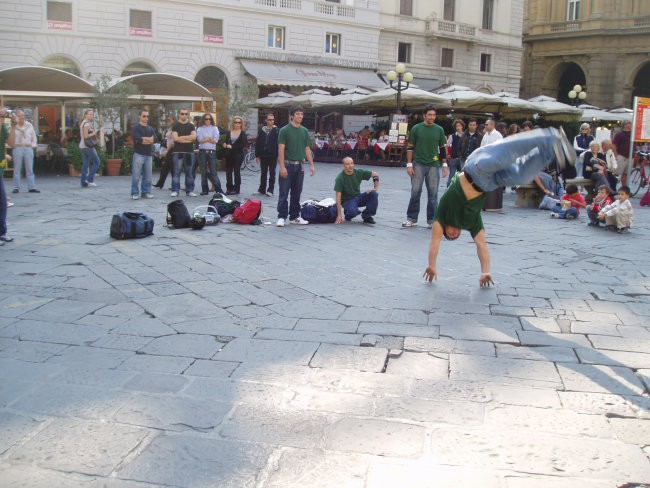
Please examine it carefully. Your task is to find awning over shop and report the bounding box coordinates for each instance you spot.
[0,66,95,102]
[108,73,213,102]
[240,60,385,90]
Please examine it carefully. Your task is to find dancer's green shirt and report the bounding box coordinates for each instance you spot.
[434,174,486,238]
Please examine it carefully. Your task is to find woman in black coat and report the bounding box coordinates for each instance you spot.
[222,116,247,195]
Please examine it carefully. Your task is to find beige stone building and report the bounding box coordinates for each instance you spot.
[377,0,524,94]
[522,0,650,109]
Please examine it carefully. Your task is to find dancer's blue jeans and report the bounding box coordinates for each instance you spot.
[464,128,559,192]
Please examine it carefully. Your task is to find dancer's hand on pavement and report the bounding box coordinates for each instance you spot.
[423,266,437,282]
[479,273,494,287]
[407,166,414,177]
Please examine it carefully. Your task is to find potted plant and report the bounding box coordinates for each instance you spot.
[115,145,133,175]
[93,74,142,175]
[66,140,82,177]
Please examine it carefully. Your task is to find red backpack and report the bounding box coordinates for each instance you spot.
[232,199,262,224]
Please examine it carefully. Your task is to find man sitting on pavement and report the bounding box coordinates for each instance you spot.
[424,127,576,286]
[334,157,379,225]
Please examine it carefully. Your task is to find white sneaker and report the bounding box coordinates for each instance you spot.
[87,182,98,187]
[144,194,154,199]
[187,192,198,197]
[276,218,285,227]
[402,220,417,227]
[265,192,273,197]
[132,195,140,200]
[171,192,178,197]
[290,217,309,225]
[7,201,14,207]
[550,212,559,218]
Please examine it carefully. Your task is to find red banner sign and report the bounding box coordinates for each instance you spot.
[203,35,224,44]
[48,20,72,30]
[130,27,152,37]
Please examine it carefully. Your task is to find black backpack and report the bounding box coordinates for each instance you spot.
[110,212,154,239]
[166,200,191,229]
[208,193,241,216]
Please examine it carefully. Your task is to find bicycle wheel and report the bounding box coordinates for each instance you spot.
[244,151,260,172]
[628,167,642,197]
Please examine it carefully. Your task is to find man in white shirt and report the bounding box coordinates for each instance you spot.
[8,110,39,193]
[480,118,503,147]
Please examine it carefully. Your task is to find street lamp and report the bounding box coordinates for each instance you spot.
[568,84,587,106]
[386,63,414,114]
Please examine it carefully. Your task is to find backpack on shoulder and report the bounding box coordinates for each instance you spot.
[166,200,191,229]
[232,199,262,224]
[110,212,154,239]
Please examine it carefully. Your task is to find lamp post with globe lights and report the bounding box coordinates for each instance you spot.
[568,84,587,106]
[386,63,414,114]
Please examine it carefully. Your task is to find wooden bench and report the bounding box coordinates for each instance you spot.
[515,183,543,208]
[566,177,595,203]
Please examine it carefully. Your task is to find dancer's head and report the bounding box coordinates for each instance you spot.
[443,225,461,240]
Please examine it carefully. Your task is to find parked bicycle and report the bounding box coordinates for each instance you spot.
[242,143,259,172]
[629,151,650,197]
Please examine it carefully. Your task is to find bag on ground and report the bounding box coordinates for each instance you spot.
[209,193,241,216]
[110,212,154,239]
[300,198,337,223]
[232,199,262,224]
[166,200,191,229]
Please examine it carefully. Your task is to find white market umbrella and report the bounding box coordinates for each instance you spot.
[355,84,451,110]
[578,103,630,123]
[435,85,505,112]
[277,88,333,109]
[527,95,582,122]
[254,91,294,108]
[311,87,374,108]
[493,91,538,117]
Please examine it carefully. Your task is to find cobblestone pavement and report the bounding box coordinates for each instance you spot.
[1,162,649,487]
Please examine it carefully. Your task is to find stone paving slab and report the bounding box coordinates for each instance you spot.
[310,343,388,373]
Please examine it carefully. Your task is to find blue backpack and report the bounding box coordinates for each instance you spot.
[110,212,154,239]
[300,203,337,223]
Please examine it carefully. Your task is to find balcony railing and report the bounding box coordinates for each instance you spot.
[427,19,476,38]
[314,2,355,18]
[254,0,356,18]
[255,0,302,9]
[550,21,581,32]
[634,15,650,27]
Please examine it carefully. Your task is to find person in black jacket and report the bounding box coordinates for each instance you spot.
[222,116,247,195]
[255,113,279,196]
[459,118,483,168]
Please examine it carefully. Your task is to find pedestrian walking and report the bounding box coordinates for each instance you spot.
[78,109,101,188]
[196,113,223,195]
[0,106,13,244]
[8,109,39,193]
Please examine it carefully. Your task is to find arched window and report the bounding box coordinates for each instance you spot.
[42,55,81,77]
[195,66,230,125]
[632,62,650,105]
[121,61,155,77]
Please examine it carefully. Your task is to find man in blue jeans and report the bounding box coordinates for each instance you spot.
[423,127,575,287]
[170,108,197,198]
[276,106,315,227]
[131,109,158,200]
[403,105,449,228]
[334,157,379,225]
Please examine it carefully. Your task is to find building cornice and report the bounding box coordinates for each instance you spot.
[235,49,379,71]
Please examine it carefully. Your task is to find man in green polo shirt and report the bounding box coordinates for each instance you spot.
[276,105,315,227]
[334,157,379,224]
[403,105,449,228]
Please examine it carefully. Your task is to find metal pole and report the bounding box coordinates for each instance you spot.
[396,73,402,115]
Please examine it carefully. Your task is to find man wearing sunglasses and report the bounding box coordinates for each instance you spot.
[255,113,279,197]
[424,127,575,287]
[171,109,197,197]
[131,109,158,200]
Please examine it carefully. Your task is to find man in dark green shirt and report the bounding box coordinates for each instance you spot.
[334,157,379,224]
[403,105,449,228]
[277,105,315,227]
